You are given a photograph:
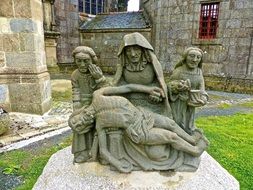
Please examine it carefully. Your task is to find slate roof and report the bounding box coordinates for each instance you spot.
[80,11,151,31]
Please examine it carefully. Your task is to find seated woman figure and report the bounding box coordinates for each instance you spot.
[69,84,209,173]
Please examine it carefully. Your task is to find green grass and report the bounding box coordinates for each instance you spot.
[196,113,253,190]
[0,137,72,190]
[237,100,253,108]
[216,103,232,109]
[52,90,72,102]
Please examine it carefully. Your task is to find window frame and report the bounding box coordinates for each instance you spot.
[199,2,220,39]
[79,0,104,15]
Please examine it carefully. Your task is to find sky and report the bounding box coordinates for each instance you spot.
[127,0,140,11]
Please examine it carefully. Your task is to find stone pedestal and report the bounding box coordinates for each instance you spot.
[33,146,239,190]
[44,31,60,69]
[43,0,60,70]
[0,0,51,114]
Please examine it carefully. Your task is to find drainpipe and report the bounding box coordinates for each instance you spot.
[246,30,253,76]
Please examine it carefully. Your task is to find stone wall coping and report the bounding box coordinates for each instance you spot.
[79,28,152,33]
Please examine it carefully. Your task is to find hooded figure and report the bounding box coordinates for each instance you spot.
[113,32,172,118]
[105,33,202,172]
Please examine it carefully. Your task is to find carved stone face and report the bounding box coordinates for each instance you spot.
[125,45,142,64]
[186,50,202,69]
[75,52,92,73]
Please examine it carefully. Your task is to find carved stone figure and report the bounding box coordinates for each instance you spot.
[68,35,209,173]
[69,84,208,173]
[70,46,108,163]
[168,47,208,135]
[113,32,172,117]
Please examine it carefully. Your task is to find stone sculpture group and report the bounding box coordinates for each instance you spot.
[68,32,209,173]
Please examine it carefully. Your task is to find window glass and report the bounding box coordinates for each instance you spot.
[199,3,219,39]
[79,0,84,12]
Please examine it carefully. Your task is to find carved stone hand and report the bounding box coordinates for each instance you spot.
[89,64,103,80]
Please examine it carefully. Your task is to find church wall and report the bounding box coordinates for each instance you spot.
[54,0,80,64]
[141,0,253,78]
[80,30,151,74]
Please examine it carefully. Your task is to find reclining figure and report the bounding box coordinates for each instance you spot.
[69,84,208,173]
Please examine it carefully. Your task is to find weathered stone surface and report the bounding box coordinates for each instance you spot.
[226,19,242,29]
[0,73,51,114]
[0,0,51,115]
[0,51,5,67]
[0,113,10,136]
[10,19,37,33]
[9,83,42,104]
[33,147,239,190]
[5,52,37,68]
[13,0,31,18]
[10,100,51,115]
[7,75,51,114]
[31,0,43,21]
[20,33,35,52]
[45,38,58,68]
[0,18,12,34]
[3,34,20,52]
[204,76,253,94]
[0,85,9,104]
[54,0,79,64]
[41,79,51,102]
[0,0,14,18]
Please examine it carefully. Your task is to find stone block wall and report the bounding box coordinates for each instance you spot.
[54,0,80,64]
[141,0,253,78]
[80,30,151,74]
[0,0,51,114]
[204,76,253,94]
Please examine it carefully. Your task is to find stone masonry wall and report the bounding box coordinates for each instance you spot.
[141,0,253,78]
[54,0,80,64]
[0,0,51,114]
[80,30,151,74]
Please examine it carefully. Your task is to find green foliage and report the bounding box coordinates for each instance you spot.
[196,113,253,190]
[2,164,21,175]
[0,137,72,190]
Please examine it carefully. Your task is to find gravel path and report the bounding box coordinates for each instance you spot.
[196,90,253,118]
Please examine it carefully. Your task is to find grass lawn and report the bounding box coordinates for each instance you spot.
[196,113,253,190]
[0,137,72,190]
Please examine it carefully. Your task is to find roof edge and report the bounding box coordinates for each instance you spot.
[79,28,152,33]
